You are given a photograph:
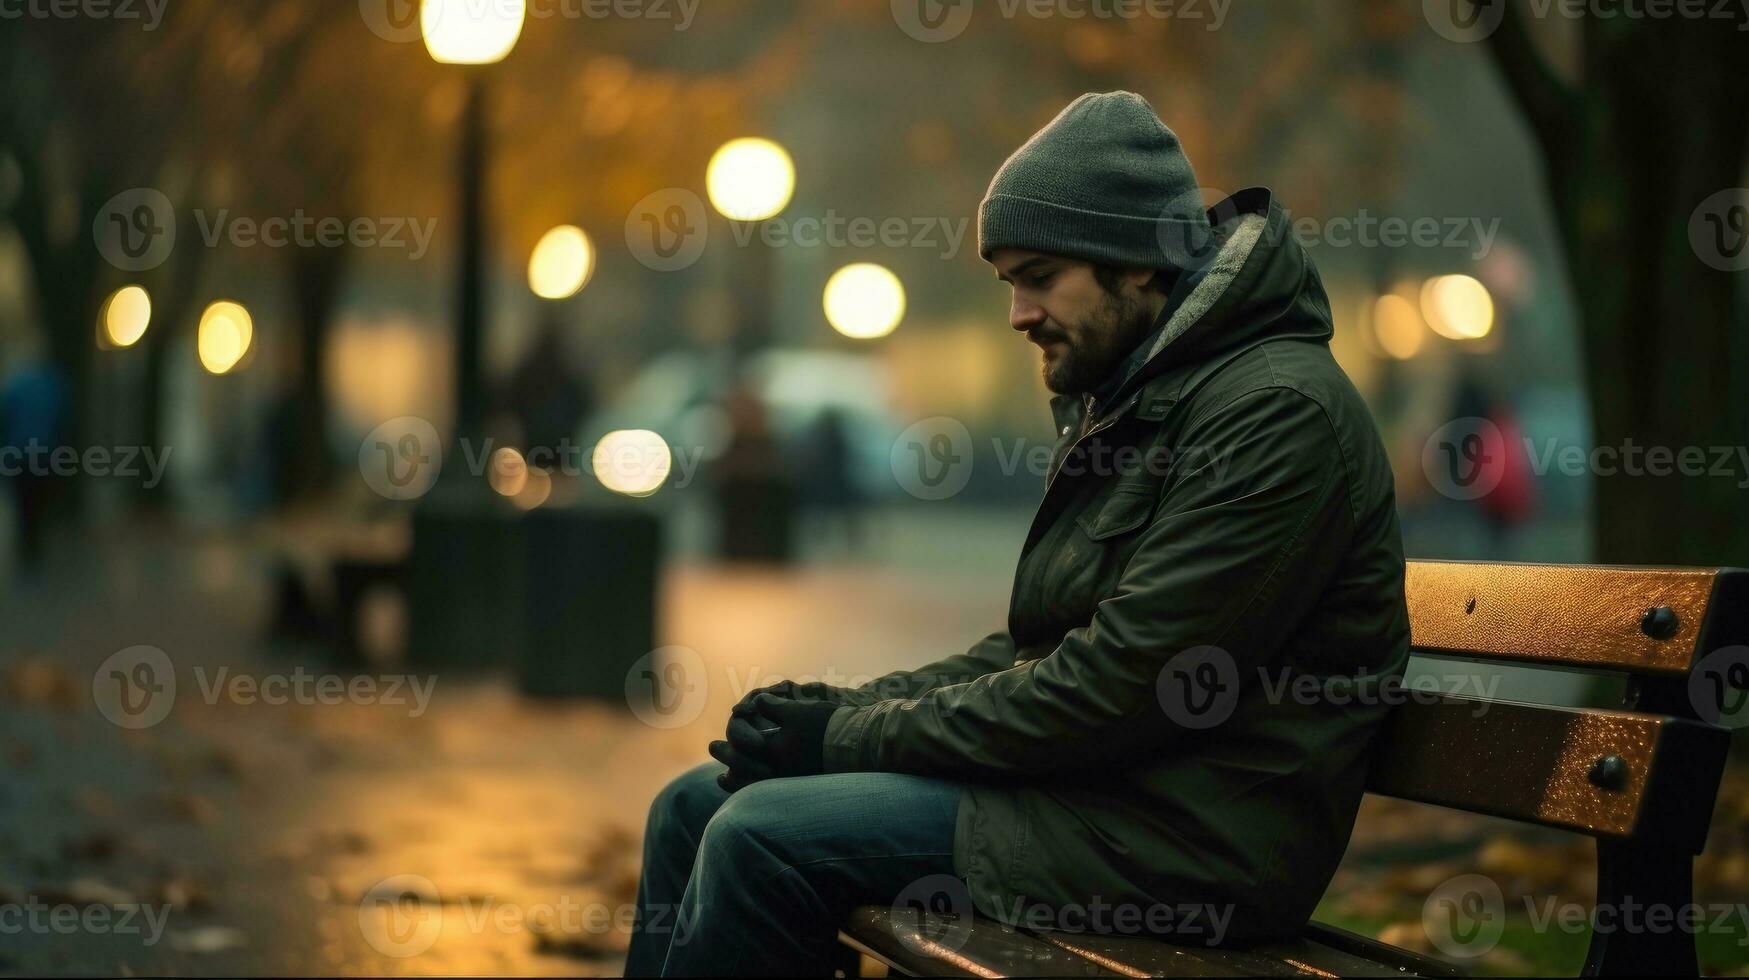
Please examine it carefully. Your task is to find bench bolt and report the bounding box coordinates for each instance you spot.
[1640,606,1679,640]
[1588,754,1628,791]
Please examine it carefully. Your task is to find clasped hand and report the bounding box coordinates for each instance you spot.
[709,690,844,793]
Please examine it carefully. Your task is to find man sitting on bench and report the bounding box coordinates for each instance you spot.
[626,91,1410,978]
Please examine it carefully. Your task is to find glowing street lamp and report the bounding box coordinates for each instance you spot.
[706,138,795,222]
[421,0,525,65]
[824,263,905,339]
[422,0,525,447]
[198,300,254,375]
[707,137,794,357]
[100,285,152,348]
[528,225,595,300]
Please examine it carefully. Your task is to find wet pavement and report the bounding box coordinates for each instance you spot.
[0,518,1010,976]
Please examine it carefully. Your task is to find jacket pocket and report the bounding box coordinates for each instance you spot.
[1075,485,1158,541]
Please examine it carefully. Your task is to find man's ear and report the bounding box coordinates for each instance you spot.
[1119,266,1161,293]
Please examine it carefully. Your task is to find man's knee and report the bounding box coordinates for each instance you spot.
[647,762,729,844]
[694,778,809,870]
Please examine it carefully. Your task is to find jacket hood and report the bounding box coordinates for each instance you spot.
[1098,187,1334,410]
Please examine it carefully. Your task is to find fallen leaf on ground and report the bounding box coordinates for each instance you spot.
[169,926,247,954]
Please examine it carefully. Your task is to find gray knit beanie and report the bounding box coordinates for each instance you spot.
[978,92,1212,270]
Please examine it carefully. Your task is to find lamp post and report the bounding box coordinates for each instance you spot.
[422,0,526,445]
[706,137,794,358]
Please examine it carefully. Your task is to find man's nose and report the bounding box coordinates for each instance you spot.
[1010,297,1046,333]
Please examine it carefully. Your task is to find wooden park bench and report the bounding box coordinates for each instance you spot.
[839,560,1748,977]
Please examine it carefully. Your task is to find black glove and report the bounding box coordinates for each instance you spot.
[710,695,845,793]
[729,679,854,721]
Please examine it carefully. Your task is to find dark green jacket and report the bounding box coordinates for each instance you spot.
[821,188,1410,943]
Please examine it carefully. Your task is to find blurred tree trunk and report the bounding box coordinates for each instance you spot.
[1480,1,1749,565]
[281,244,347,503]
[10,150,102,485]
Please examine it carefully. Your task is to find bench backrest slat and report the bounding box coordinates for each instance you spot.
[1363,696,1727,847]
[1372,561,1746,846]
[1405,561,1721,676]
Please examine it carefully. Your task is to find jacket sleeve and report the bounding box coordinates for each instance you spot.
[846,630,1020,703]
[822,386,1353,778]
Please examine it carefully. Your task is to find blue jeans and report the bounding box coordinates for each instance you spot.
[625,762,962,977]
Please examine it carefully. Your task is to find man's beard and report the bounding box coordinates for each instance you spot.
[1034,288,1158,395]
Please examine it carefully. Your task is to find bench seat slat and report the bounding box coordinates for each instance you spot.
[1025,925,1445,977]
[841,906,1119,977]
[1405,561,1721,675]
[843,908,1456,978]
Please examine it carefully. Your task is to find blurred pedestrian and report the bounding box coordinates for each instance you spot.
[0,343,69,571]
[503,313,594,472]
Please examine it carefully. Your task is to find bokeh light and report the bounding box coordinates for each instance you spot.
[511,467,551,510]
[488,447,529,497]
[706,138,795,221]
[421,0,526,65]
[527,225,595,299]
[1372,293,1425,360]
[592,429,672,497]
[1421,274,1496,340]
[823,263,906,339]
[101,285,151,348]
[197,300,253,375]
